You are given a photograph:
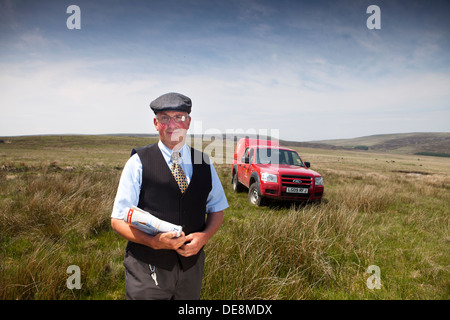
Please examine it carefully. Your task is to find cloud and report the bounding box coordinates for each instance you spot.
[1,44,449,140]
[0,59,159,135]
[0,0,449,140]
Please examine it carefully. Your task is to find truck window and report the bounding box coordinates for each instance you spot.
[256,148,274,164]
[280,151,288,164]
[241,148,250,163]
[256,148,304,166]
[241,148,254,163]
[291,152,303,166]
[248,148,254,163]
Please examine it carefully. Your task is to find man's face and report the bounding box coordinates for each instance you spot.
[154,111,191,150]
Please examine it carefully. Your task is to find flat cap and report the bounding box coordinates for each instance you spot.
[150,92,192,114]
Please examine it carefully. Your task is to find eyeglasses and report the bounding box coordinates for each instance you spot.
[156,114,188,124]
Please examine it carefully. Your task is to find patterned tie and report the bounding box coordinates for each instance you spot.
[171,152,188,193]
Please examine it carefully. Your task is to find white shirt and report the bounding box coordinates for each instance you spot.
[111,141,228,220]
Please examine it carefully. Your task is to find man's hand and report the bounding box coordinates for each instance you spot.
[176,232,208,257]
[176,210,224,257]
[111,210,223,255]
[153,231,187,250]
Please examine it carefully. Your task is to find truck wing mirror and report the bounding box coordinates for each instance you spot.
[304,161,310,168]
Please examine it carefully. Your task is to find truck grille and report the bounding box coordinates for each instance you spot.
[281,175,312,188]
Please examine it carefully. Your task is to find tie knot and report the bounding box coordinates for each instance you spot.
[171,152,181,164]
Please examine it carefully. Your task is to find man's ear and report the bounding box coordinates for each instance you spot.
[186,116,191,129]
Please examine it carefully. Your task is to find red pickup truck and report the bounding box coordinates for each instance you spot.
[231,138,324,206]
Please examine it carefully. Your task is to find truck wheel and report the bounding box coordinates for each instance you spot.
[232,172,244,192]
[248,182,266,206]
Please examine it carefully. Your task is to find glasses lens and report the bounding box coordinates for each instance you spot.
[174,116,186,123]
[158,116,170,124]
[157,115,186,124]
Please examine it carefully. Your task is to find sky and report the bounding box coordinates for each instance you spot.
[0,0,449,141]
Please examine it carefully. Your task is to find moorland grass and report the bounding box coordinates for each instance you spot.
[0,135,448,299]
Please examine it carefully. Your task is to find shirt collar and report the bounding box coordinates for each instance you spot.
[158,140,191,164]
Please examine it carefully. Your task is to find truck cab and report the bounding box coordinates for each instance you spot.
[231,138,324,206]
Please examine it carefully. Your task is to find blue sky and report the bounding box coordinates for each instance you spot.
[1,0,449,141]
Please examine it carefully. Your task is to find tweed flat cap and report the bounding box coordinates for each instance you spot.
[150,92,192,114]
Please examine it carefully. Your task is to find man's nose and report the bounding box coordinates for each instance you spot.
[168,118,179,127]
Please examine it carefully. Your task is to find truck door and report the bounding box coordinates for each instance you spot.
[241,148,254,186]
[238,148,249,186]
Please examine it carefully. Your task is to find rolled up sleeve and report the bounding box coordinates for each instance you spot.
[111,154,142,220]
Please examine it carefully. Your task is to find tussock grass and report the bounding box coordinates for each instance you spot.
[1,136,449,299]
[0,163,123,299]
[202,203,367,299]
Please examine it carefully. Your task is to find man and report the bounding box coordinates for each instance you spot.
[111,92,228,300]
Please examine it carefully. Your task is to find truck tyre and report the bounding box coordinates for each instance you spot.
[248,182,266,206]
[233,172,244,192]
[232,171,245,192]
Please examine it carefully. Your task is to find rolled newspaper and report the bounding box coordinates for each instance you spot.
[124,206,183,237]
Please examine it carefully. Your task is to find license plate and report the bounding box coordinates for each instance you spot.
[286,187,308,194]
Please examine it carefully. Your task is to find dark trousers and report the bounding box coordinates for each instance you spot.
[124,249,205,300]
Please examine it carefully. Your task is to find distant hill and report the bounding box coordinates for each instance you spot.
[298,132,450,156]
[102,132,450,156]
[3,132,448,157]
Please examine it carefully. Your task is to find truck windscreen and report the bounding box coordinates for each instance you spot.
[256,149,304,166]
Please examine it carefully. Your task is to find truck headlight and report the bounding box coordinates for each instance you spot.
[315,177,323,186]
[261,172,277,183]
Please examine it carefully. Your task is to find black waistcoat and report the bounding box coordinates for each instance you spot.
[125,143,212,271]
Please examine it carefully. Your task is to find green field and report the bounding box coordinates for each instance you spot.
[0,135,449,299]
